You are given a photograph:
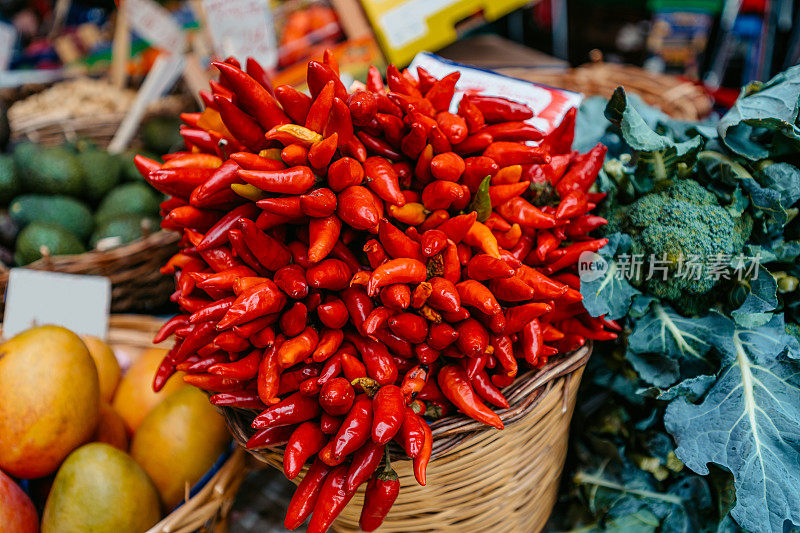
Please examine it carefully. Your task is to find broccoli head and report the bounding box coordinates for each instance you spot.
[617,179,752,314]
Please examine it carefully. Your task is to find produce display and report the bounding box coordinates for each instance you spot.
[0,325,231,533]
[140,53,617,532]
[0,116,181,266]
[550,67,800,532]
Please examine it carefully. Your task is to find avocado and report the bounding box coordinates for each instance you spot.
[15,222,86,265]
[26,146,86,197]
[78,150,122,203]
[10,194,94,242]
[0,155,21,205]
[12,142,40,180]
[95,183,161,227]
[141,116,183,155]
[90,214,159,249]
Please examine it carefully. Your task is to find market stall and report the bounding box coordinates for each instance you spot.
[1,1,798,532]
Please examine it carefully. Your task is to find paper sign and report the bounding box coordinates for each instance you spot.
[409,53,582,135]
[125,0,186,52]
[202,0,278,69]
[3,270,111,339]
[0,22,17,71]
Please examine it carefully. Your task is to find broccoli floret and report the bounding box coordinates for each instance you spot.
[618,179,752,314]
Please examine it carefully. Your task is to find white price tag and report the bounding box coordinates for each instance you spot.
[202,0,278,69]
[124,0,186,52]
[3,270,111,339]
[409,53,582,135]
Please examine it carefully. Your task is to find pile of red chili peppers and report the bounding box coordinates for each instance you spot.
[141,52,618,533]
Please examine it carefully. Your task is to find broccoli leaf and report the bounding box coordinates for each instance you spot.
[664,314,800,532]
[626,302,721,387]
[698,151,789,230]
[730,266,778,327]
[580,233,640,320]
[639,374,716,402]
[758,162,800,207]
[718,65,800,160]
[605,87,674,153]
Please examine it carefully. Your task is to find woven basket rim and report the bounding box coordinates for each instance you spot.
[0,229,180,274]
[224,343,592,463]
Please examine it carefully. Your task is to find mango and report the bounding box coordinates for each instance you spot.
[92,403,128,451]
[112,347,185,434]
[42,443,160,533]
[0,469,38,533]
[82,335,120,402]
[0,326,100,478]
[130,386,230,509]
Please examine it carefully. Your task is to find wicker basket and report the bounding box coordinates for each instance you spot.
[499,61,713,121]
[223,344,592,532]
[0,229,179,313]
[107,314,250,533]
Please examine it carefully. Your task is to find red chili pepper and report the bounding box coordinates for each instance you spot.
[378,218,423,261]
[555,189,589,219]
[438,365,503,429]
[482,121,544,142]
[217,280,287,330]
[245,57,272,91]
[214,62,290,130]
[368,385,405,446]
[379,284,411,310]
[346,440,385,492]
[364,157,406,206]
[491,334,518,378]
[340,287,373,334]
[541,238,608,274]
[396,407,425,458]
[306,258,352,290]
[312,328,344,362]
[281,143,309,167]
[346,333,399,385]
[277,326,319,367]
[275,85,312,125]
[307,60,349,101]
[387,313,428,344]
[424,71,459,111]
[540,106,576,154]
[330,394,373,459]
[366,65,384,92]
[285,459,332,529]
[521,319,543,365]
[300,188,337,218]
[256,340,282,405]
[284,422,328,479]
[324,97,354,144]
[237,219,292,271]
[357,131,403,160]
[247,425,295,450]
[400,122,428,159]
[146,167,216,199]
[426,322,459,350]
[336,186,380,231]
[252,391,321,429]
[214,94,267,151]
[367,258,427,296]
[273,264,309,299]
[182,373,245,392]
[468,95,533,122]
[413,419,432,485]
[414,144,434,183]
[483,141,549,167]
[306,464,356,533]
[360,463,401,532]
[317,297,350,329]
[154,315,189,343]
[556,143,607,196]
[257,196,303,218]
[565,214,607,238]
[420,180,466,211]
[307,134,338,170]
[319,377,355,416]
[238,166,315,194]
[349,90,378,125]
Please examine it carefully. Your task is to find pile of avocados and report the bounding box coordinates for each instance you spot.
[0,114,182,266]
